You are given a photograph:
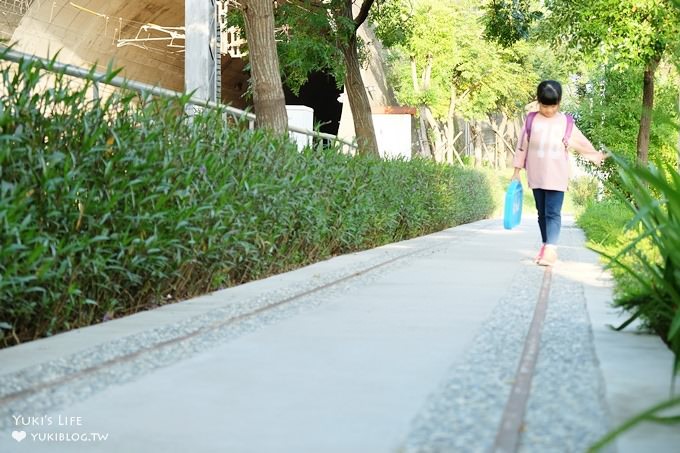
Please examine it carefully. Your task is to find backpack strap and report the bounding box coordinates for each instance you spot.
[563,114,574,148]
[524,111,538,145]
[525,111,574,149]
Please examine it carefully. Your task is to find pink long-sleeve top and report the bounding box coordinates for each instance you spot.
[513,112,604,191]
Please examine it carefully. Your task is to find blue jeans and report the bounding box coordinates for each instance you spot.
[532,189,565,245]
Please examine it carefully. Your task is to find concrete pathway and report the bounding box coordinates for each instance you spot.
[0,217,678,452]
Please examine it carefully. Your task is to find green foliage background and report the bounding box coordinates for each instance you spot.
[389,0,538,121]
[577,157,680,375]
[572,66,679,186]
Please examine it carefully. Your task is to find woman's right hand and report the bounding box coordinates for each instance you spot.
[595,151,609,166]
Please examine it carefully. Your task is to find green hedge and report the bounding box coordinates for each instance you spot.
[0,54,496,346]
[577,191,675,350]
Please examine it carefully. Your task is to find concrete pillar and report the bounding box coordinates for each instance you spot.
[185,0,218,103]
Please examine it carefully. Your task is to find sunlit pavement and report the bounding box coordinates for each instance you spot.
[1,217,678,452]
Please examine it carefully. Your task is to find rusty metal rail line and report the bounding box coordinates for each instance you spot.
[0,241,445,406]
[492,266,553,453]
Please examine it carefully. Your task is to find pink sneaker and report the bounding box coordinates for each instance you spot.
[534,244,546,263]
[538,246,558,266]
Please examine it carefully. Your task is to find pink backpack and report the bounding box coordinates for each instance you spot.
[523,111,574,149]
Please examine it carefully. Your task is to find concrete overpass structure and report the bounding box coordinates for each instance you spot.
[1,0,407,154]
[1,0,249,107]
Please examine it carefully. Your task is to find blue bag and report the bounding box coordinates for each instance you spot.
[503,180,523,230]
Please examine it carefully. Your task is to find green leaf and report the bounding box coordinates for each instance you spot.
[588,396,680,452]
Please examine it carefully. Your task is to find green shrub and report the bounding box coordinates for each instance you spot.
[569,175,599,209]
[606,157,680,371]
[578,156,680,373]
[576,199,654,310]
[0,53,497,346]
[581,156,680,451]
[576,199,631,248]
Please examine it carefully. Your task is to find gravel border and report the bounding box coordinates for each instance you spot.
[400,261,543,452]
[519,227,613,453]
[400,225,613,453]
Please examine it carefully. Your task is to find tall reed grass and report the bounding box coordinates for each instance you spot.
[0,51,497,346]
[583,154,680,450]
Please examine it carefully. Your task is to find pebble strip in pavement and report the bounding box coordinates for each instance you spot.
[1,220,615,452]
[519,227,612,453]
[400,262,544,452]
[401,232,612,452]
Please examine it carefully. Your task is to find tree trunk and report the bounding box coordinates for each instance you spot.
[491,113,509,169]
[423,107,444,161]
[412,53,448,161]
[502,118,520,166]
[473,121,483,168]
[342,41,380,157]
[417,108,432,157]
[242,0,288,133]
[336,0,379,157]
[482,140,492,167]
[636,55,661,164]
[410,56,431,157]
[445,86,456,164]
[444,120,454,163]
[422,53,432,91]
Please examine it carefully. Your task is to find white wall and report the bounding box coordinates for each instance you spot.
[286,105,314,150]
[372,113,412,160]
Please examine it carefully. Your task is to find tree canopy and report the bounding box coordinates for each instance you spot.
[385,0,549,164]
[483,0,680,164]
[394,0,537,120]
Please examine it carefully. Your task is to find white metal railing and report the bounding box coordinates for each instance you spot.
[0,47,357,150]
[0,0,34,15]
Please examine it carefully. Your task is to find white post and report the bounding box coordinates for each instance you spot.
[185,0,219,108]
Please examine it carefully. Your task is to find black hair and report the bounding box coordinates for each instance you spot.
[536,80,562,105]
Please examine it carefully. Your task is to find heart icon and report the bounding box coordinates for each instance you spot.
[12,430,26,442]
